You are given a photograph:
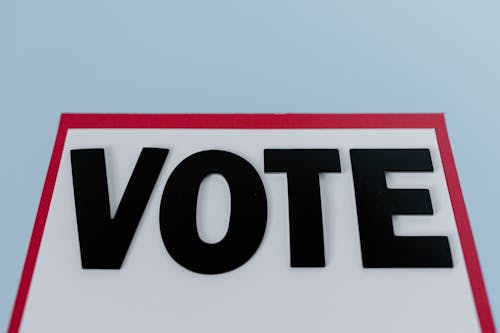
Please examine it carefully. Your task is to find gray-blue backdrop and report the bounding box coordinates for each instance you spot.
[1,0,499,330]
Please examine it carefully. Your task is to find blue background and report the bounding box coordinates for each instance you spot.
[1,0,499,330]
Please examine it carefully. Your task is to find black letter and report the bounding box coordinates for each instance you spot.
[264,149,341,267]
[350,149,452,268]
[160,150,267,274]
[71,148,168,269]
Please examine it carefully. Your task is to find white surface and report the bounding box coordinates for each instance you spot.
[20,128,480,332]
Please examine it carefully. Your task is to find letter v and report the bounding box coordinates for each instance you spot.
[70,148,168,269]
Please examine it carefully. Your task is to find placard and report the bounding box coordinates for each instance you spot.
[9,114,495,333]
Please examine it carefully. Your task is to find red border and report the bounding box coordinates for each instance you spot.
[8,113,495,333]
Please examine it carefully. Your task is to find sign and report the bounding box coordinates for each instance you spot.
[9,114,495,332]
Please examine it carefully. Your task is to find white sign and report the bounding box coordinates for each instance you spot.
[9,114,495,333]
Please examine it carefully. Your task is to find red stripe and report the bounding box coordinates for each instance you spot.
[8,116,69,333]
[60,113,441,129]
[435,116,496,333]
